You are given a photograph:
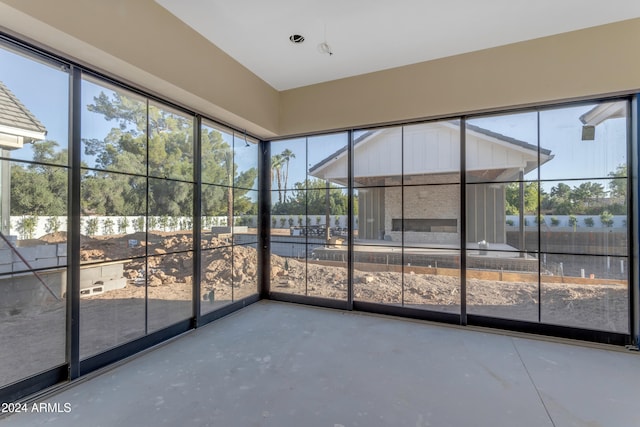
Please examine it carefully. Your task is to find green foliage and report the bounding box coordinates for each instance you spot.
[535,214,545,225]
[133,216,145,232]
[85,218,99,236]
[288,217,294,227]
[11,142,67,216]
[297,216,303,226]
[550,216,560,226]
[17,216,38,240]
[117,217,129,234]
[102,218,115,235]
[279,218,286,228]
[584,217,594,227]
[159,215,169,231]
[505,219,514,226]
[568,215,578,227]
[505,182,538,215]
[271,217,277,227]
[148,216,157,230]
[600,211,614,227]
[45,216,61,234]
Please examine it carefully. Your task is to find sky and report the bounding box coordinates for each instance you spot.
[1,43,629,197]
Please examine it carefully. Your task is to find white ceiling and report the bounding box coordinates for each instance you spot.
[156,0,640,91]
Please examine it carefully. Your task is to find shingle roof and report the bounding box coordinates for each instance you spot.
[0,79,47,137]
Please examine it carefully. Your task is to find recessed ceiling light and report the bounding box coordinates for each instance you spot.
[289,34,305,44]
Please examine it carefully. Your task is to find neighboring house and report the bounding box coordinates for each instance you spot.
[0,80,47,235]
[310,122,553,246]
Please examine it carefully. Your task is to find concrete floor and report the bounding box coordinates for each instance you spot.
[1,300,639,427]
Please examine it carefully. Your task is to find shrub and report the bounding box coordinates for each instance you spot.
[272,217,277,228]
[600,211,614,227]
[535,214,545,225]
[117,217,129,234]
[280,218,287,228]
[17,216,38,239]
[297,216,303,226]
[584,217,594,227]
[505,219,514,226]
[45,216,61,234]
[316,216,322,225]
[133,216,145,232]
[85,218,99,236]
[288,217,294,227]
[568,215,578,227]
[550,217,560,226]
[102,218,115,235]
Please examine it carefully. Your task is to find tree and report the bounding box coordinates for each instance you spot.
[608,164,627,200]
[280,149,296,201]
[504,182,538,215]
[82,90,256,227]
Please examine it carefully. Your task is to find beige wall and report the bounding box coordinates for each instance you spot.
[1,1,639,139]
[280,18,640,136]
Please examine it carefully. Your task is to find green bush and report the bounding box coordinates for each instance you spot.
[45,216,61,234]
[550,216,560,226]
[17,216,38,239]
[600,211,614,227]
[584,217,595,227]
[117,217,129,234]
[102,218,115,235]
[85,218,99,236]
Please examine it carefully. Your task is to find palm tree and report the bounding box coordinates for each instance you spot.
[280,149,296,201]
[271,154,284,204]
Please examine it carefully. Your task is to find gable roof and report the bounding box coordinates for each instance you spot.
[0,80,47,140]
[309,123,551,178]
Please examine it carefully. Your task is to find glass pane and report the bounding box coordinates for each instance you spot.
[403,121,460,185]
[540,101,627,181]
[272,189,305,238]
[147,252,193,332]
[271,242,306,295]
[3,160,68,245]
[354,187,398,243]
[467,181,538,253]
[0,269,66,387]
[403,249,460,314]
[402,184,460,248]
[202,183,231,249]
[353,244,402,304]
[80,172,146,263]
[81,77,146,174]
[79,259,145,359]
[234,189,257,244]
[354,126,402,187]
[307,188,348,244]
[234,133,258,190]
[148,179,193,254]
[541,254,628,333]
[308,132,348,188]
[466,251,539,322]
[148,102,194,181]
[0,47,69,166]
[466,112,538,183]
[307,244,347,300]
[271,137,306,191]
[201,122,233,186]
[540,179,627,255]
[233,243,258,300]
[201,246,234,314]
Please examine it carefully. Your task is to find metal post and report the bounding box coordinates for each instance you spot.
[68,66,81,379]
[192,116,202,327]
[460,119,467,325]
[258,140,271,298]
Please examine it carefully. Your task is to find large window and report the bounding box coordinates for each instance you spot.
[0,43,69,387]
[200,122,258,314]
[270,133,349,301]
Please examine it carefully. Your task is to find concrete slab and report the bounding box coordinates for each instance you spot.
[0,301,637,427]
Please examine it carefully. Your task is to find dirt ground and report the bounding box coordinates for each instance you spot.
[0,231,630,388]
